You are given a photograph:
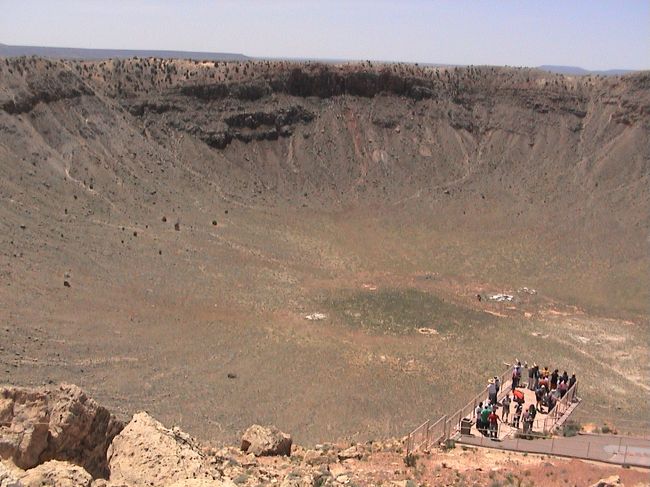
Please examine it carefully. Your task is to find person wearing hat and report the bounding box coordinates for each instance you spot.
[487,378,498,405]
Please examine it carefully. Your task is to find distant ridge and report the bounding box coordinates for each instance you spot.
[0,43,249,61]
[0,44,641,75]
[537,65,635,76]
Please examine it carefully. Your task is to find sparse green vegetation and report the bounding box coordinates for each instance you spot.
[319,288,493,335]
[563,420,582,437]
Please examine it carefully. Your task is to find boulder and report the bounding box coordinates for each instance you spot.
[302,450,333,466]
[589,476,622,487]
[165,480,236,487]
[107,413,217,487]
[0,461,24,487]
[337,445,362,461]
[240,425,292,457]
[19,460,92,487]
[0,384,123,478]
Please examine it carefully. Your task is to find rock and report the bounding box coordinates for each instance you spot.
[589,476,622,487]
[0,384,123,478]
[302,450,333,466]
[107,412,217,487]
[165,480,236,487]
[240,425,292,457]
[278,473,312,487]
[19,460,92,487]
[1,461,24,487]
[337,446,362,461]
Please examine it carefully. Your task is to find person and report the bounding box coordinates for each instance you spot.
[487,379,498,405]
[513,388,525,406]
[528,365,534,390]
[542,366,550,379]
[513,403,522,428]
[530,363,539,390]
[475,401,484,433]
[481,403,492,436]
[523,408,534,435]
[569,373,577,389]
[539,374,549,391]
[550,369,559,390]
[528,403,537,422]
[501,393,511,422]
[558,380,568,398]
[512,360,522,389]
[495,376,501,395]
[562,371,569,384]
[535,385,545,413]
[488,406,500,438]
[547,390,557,412]
[521,408,531,433]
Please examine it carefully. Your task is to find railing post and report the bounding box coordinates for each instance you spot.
[586,441,590,459]
[424,420,430,450]
[551,437,555,453]
[623,444,628,466]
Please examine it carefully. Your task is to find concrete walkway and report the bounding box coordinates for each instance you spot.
[468,378,562,440]
[469,381,553,440]
[457,433,650,468]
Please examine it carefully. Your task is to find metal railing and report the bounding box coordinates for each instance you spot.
[544,381,579,433]
[406,366,511,455]
[405,415,447,454]
[441,366,513,442]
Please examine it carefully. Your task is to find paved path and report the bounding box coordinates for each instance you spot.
[458,433,650,468]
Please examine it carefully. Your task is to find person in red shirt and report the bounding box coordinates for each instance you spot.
[488,407,501,438]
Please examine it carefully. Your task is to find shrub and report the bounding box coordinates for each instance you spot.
[563,420,581,437]
[404,452,418,468]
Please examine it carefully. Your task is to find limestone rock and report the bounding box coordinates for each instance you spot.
[302,450,333,466]
[1,461,24,487]
[589,476,622,487]
[0,384,123,478]
[337,446,362,461]
[19,460,92,487]
[278,473,312,487]
[107,412,217,487]
[240,425,292,457]
[165,480,236,487]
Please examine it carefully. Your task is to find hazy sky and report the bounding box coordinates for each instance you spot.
[1,0,648,70]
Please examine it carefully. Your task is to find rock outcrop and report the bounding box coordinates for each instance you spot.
[0,461,23,487]
[19,460,92,487]
[240,425,292,457]
[0,384,123,478]
[590,476,622,487]
[107,412,217,487]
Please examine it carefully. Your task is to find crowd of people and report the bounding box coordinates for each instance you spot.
[474,359,577,439]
